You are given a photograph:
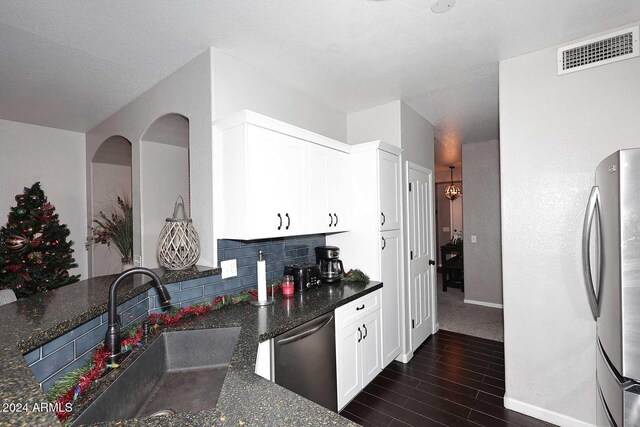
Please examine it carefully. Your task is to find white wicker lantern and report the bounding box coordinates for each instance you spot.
[157,196,200,270]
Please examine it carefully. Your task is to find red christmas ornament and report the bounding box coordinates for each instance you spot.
[15,194,25,204]
[7,264,21,272]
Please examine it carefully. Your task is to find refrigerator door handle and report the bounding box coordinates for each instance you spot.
[597,385,618,427]
[582,185,601,320]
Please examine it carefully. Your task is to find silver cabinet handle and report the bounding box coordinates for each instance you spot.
[362,324,368,339]
[357,327,362,343]
[381,236,386,250]
[582,186,601,320]
[329,213,333,227]
[277,213,282,230]
[285,213,290,230]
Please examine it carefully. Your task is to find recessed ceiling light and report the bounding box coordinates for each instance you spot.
[431,0,455,13]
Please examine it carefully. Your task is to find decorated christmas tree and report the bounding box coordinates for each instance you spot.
[0,182,80,297]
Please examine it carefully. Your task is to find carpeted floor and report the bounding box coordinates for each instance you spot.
[436,275,504,342]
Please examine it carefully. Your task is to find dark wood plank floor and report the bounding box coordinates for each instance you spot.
[340,330,555,427]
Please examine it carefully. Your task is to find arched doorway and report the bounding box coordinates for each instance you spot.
[90,135,132,277]
[140,113,190,268]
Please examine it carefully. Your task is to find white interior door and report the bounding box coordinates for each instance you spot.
[407,162,436,352]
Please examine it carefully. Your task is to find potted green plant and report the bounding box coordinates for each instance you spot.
[89,197,133,270]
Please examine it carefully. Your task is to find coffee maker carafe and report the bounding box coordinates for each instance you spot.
[315,246,344,283]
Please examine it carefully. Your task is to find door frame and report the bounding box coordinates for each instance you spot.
[402,161,438,361]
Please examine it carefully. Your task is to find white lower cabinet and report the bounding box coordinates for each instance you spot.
[335,290,382,411]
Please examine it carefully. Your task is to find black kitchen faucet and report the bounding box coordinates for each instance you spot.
[104,267,171,363]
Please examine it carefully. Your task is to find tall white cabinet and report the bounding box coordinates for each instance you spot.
[327,141,405,368]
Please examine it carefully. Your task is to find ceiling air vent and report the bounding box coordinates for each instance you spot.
[557,26,639,75]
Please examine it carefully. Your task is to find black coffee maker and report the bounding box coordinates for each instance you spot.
[315,246,344,283]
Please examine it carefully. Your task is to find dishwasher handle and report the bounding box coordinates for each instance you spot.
[275,314,334,346]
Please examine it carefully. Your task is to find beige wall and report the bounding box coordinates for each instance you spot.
[212,48,347,142]
[500,21,640,425]
[461,139,502,306]
[0,119,87,278]
[346,100,401,146]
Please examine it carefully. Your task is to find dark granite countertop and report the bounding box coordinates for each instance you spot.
[0,272,381,426]
[0,265,219,426]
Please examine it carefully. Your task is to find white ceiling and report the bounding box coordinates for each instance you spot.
[1,1,640,161]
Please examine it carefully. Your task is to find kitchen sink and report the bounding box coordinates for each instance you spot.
[73,327,241,426]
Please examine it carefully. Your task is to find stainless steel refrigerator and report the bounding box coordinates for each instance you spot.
[583,149,640,426]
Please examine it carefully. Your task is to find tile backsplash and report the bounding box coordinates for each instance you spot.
[26,233,326,391]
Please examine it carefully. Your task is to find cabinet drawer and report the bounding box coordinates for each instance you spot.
[335,289,380,330]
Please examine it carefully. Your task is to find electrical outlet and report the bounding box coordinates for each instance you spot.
[471,235,477,243]
[221,259,237,279]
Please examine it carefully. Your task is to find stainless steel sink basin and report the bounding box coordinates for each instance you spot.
[73,327,241,426]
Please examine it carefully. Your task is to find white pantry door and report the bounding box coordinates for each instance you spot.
[406,162,436,352]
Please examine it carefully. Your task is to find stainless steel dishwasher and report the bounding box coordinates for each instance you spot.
[273,311,337,411]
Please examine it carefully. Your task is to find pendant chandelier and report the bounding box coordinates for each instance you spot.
[444,166,462,201]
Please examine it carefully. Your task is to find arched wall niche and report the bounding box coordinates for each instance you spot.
[90,135,133,277]
[139,113,190,268]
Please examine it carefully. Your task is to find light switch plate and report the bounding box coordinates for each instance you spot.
[133,255,142,267]
[471,235,477,243]
[221,259,237,279]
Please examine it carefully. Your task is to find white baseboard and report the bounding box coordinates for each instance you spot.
[396,351,414,364]
[464,299,503,309]
[504,395,595,427]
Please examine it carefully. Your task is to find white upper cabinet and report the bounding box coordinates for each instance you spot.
[308,144,351,233]
[378,150,401,231]
[214,111,351,240]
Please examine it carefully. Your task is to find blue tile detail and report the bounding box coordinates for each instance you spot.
[218,239,242,249]
[204,284,224,297]
[147,282,181,298]
[181,275,220,289]
[224,246,259,259]
[237,265,257,277]
[170,287,204,305]
[42,316,101,357]
[30,342,74,382]
[178,296,210,309]
[41,355,88,392]
[120,299,149,326]
[23,348,40,365]
[75,323,107,357]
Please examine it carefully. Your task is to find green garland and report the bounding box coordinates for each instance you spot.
[341,269,370,283]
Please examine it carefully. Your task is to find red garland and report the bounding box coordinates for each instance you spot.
[53,291,258,422]
[53,286,285,422]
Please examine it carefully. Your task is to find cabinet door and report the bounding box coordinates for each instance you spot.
[245,125,285,237]
[360,310,382,387]
[336,324,362,411]
[308,143,331,232]
[381,229,403,366]
[327,150,351,232]
[377,150,401,231]
[278,133,309,236]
